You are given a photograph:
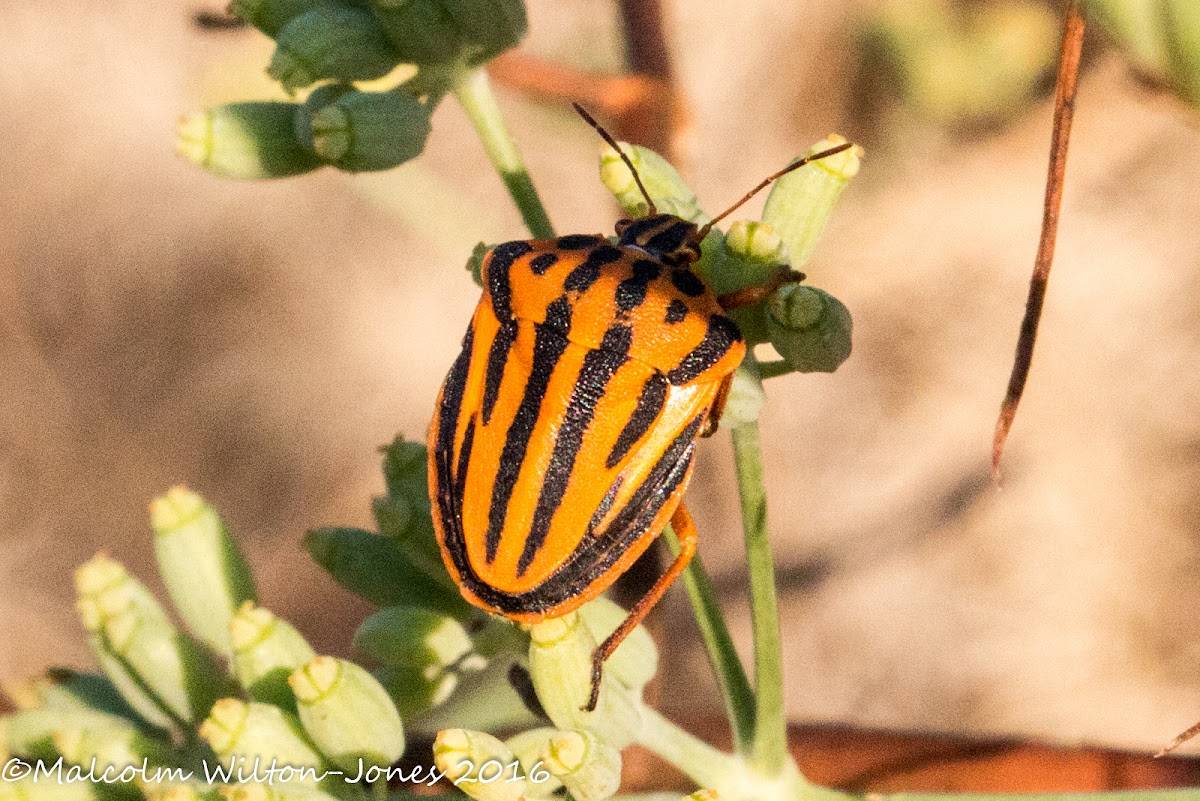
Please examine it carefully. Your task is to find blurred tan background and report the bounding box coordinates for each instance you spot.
[4,0,1200,753]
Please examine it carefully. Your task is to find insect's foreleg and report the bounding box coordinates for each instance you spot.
[584,503,699,712]
[700,375,734,438]
[717,267,805,311]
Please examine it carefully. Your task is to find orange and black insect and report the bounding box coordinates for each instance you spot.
[429,104,851,710]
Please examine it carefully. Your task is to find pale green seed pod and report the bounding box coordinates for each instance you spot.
[503,728,562,798]
[198,700,328,791]
[432,729,525,801]
[76,557,226,729]
[230,602,316,710]
[599,143,704,222]
[151,486,256,656]
[353,606,484,716]
[761,136,861,270]
[53,719,175,775]
[539,729,622,801]
[305,90,432,172]
[178,103,321,180]
[575,599,656,695]
[766,285,852,374]
[268,7,399,93]
[288,656,406,771]
[3,708,127,763]
[527,612,642,748]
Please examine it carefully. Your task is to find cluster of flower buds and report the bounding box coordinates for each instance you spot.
[598,135,861,421]
[178,0,527,179]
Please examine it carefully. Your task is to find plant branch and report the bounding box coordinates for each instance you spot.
[634,705,741,789]
[452,67,556,239]
[663,524,756,754]
[732,422,789,777]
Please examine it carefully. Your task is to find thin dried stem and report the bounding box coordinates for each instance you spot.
[992,0,1085,483]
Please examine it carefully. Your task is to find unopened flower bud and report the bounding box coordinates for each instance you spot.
[218,784,340,801]
[715,220,790,298]
[53,720,174,775]
[432,729,524,801]
[304,90,431,172]
[289,656,405,771]
[199,700,328,791]
[375,435,445,572]
[439,0,528,65]
[230,603,315,710]
[151,486,256,656]
[682,792,719,801]
[144,783,221,801]
[599,143,703,222]
[527,613,641,748]
[304,527,467,617]
[540,730,621,801]
[761,135,861,269]
[353,606,483,718]
[766,285,852,374]
[76,558,225,729]
[37,669,141,721]
[229,0,344,37]
[0,777,96,801]
[177,103,321,180]
[503,729,562,798]
[268,7,399,93]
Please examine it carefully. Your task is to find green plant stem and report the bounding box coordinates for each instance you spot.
[451,67,555,239]
[757,360,793,380]
[732,421,789,777]
[634,705,740,790]
[663,524,755,754]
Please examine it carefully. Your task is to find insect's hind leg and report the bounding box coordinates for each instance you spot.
[584,503,699,712]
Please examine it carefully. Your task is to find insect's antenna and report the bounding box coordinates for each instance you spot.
[697,141,854,240]
[572,102,657,216]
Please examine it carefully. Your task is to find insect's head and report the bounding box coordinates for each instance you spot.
[614,214,702,266]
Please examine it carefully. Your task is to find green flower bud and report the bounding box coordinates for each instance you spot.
[178,103,321,180]
[288,657,405,771]
[438,0,527,65]
[575,599,656,694]
[145,784,221,801]
[766,285,852,374]
[370,0,525,67]
[303,90,431,172]
[599,143,703,222]
[218,783,341,801]
[465,242,490,287]
[293,84,352,153]
[527,613,642,748]
[761,135,861,270]
[539,729,621,801]
[3,708,124,762]
[230,603,316,710]
[720,220,789,289]
[304,527,468,618]
[353,606,483,718]
[76,558,227,729]
[432,729,524,801]
[229,0,361,37]
[151,486,256,656]
[0,777,96,801]
[198,700,328,791]
[268,7,399,93]
[502,729,561,798]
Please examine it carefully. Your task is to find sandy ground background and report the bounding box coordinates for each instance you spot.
[4,0,1200,752]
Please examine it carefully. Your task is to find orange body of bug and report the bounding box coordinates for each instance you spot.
[428,107,852,710]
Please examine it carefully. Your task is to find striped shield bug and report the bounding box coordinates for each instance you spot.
[429,104,851,711]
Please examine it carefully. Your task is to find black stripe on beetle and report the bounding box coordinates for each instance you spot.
[485,323,571,563]
[605,372,668,469]
[482,319,517,426]
[665,299,689,324]
[530,253,559,275]
[557,234,605,250]
[564,245,623,292]
[670,268,706,298]
[667,315,742,384]
[518,346,629,575]
[486,241,534,319]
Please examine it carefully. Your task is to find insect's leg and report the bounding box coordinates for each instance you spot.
[700,374,734,438]
[584,503,698,712]
[717,267,805,311]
